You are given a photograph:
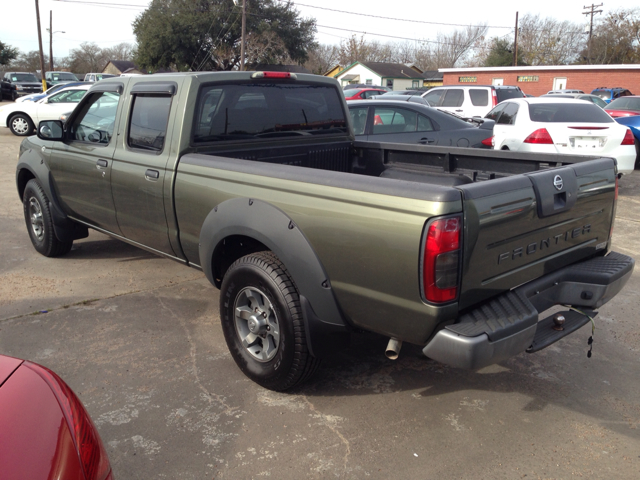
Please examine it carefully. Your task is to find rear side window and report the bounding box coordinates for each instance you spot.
[194,83,348,142]
[128,95,172,151]
[469,89,488,106]
[372,107,419,134]
[495,88,525,102]
[349,106,368,135]
[528,103,614,123]
[441,89,464,107]
[496,102,518,125]
[484,103,505,121]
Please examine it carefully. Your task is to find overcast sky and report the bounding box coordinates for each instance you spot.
[3,0,630,60]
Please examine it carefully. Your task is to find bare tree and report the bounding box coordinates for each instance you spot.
[68,42,107,74]
[517,14,584,65]
[584,8,640,64]
[430,24,488,68]
[7,50,49,73]
[304,43,340,75]
[102,42,136,63]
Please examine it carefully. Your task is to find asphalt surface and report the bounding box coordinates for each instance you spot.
[1,102,639,479]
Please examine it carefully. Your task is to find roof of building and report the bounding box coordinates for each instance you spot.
[439,64,640,73]
[103,60,138,73]
[422,70,443,81]
[336,62,425,79]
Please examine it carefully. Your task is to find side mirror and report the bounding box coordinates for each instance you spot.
[37,120,64,141]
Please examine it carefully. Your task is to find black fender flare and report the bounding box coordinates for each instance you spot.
[16,156,88,243]
[199,197,350,358]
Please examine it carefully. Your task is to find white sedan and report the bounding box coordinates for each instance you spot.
[0,85,88,136]
[486,98,637,174]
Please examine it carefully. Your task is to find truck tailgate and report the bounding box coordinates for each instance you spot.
[457,158,616,310]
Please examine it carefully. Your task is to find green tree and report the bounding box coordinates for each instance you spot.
[484,38,526,66]
[132,0,316,72]
[0,40,19,66]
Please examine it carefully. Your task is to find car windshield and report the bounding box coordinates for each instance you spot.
[496,88,525,102]
[592,90,612,100]
[528,103,614,123]
[52,72,79,81]
[607,97,640,111]
[11,74,39,82]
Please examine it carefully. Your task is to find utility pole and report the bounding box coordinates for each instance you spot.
[513,11,519,67]
[49,11,54,71]
[240,0,246,71]
[583,3,603,63]
[35,0,47,91]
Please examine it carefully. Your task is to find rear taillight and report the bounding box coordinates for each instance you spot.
[481,136,494,147]
[491,90,498,108]
[524,128,554,144]
[621,128,635,145]
[25,362,111,480]
[251,71,297,79]
[423,215,462,303]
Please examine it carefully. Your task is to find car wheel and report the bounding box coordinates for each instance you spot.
[11,91,18,102]
[23,179,73,257]
[220,251,320,391]
[635,138,640,170]
[9,114,35,136]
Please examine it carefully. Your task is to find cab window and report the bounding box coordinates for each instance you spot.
[128,95,172,152]
[69,91,120,145]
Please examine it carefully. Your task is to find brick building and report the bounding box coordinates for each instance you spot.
[439,65,640,96]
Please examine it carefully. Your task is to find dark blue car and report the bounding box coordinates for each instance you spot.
[615,115,640,168]
[591,87,633,104]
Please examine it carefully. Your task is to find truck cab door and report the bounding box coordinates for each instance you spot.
[110,82,178,255]
[49,84,124,233]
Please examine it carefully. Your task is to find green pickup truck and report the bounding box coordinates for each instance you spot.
[16,72,634,391]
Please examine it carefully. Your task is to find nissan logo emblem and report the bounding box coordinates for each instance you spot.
[553,175,563,191]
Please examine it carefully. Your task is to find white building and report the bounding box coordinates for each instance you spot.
[335,62,426,91]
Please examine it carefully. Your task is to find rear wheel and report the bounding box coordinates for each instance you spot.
[634,138,640,170]
[23,179,73,257]
[220,251,320,391]
[9,113,34,136]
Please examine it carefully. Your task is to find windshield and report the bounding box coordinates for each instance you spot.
[592,90,612,100]
[496,88,525,102]
[607,97,640,111]
[194,83,348,143]
[51,72,79,81]
[528,103,614,123]
[11,74,39,83]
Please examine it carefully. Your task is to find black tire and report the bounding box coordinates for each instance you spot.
[9,113,34,136]
[23,179,73,257]
[634,138,640,170]
[11,90,18,102]
[220,251,320,391]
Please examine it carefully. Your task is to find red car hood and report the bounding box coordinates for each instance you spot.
[606,109,640,118]
[0,355,23,385]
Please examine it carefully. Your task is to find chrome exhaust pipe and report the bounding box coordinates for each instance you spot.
[385,337,402,360]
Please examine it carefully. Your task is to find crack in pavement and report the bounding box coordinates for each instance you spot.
[302,396,351,475]
[0,276,204,324]
[153,292,239,416]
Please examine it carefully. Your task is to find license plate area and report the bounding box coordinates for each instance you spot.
[570,136,606,149]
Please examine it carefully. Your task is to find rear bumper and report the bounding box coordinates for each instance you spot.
[423,251,634,369]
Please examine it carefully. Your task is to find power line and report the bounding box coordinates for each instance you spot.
[273,0,511,29]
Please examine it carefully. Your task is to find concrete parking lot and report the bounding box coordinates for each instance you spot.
[1,102,639,479]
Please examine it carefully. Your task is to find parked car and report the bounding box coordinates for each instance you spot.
[16,81,86,103]
[84,73,118,82]
[546,89,584,94]
[45,71,80,87]
[605,96,640,118]
[421,85,525,118]
[343,87,387,100]
[369,94,431,105]
[0,354,113,480]
[347,99,494,148]
[615,115,640,168]
[591,87,633,104]
[380,90,420,96]
[1,72,43,101]
[541,93,608,109]
[486,98,636,173]
[342,83,391,91]
[0,84,88,136]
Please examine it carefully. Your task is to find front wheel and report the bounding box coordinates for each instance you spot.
[220,251,320,391]
[23,179,73,257]
[9,113,34,136]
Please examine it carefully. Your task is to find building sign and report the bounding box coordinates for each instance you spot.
[517,75,539,82]
[458,76,477,83]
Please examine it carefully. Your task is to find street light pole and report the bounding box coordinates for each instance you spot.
[240,0,246,71]
[49,11,53,71]
[35,0,47,92]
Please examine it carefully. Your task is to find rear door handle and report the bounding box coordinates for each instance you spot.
[420,138,436,144]
[145,169,160,180]
[96,159,108,168]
